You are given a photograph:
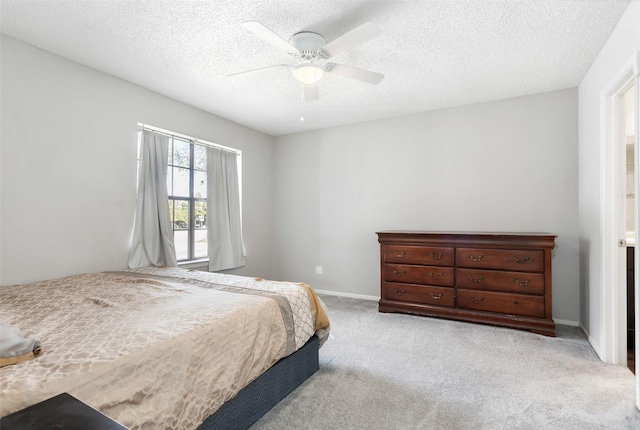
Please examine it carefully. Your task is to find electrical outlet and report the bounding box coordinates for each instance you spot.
[315,266,323,275]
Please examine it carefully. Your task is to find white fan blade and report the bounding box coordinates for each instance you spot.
[241,21,299,54]
[327,63,384,84]
[303,84,319,101]
[227,64,289,77]
[322,22,382,58]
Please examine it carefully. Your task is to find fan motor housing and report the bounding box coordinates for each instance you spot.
[290,32,326,53]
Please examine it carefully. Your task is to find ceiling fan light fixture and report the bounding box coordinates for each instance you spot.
[292,63,325,85]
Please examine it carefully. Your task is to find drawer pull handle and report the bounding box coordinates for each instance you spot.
[468,254,483,262]
[430,292,444,300]
[468,295,484,304]
[513,300,519,304]
[393,269,406,277]
[429,252,443,260]
[394,288,407,295]
[513,278,530,287]
[393,251,406,258]
[468,275,484,283]
[429,272,443,280]
[513,256,530,264]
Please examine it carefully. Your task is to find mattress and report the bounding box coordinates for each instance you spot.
[0,267,330,429]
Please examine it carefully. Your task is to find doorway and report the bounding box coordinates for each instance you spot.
[601,54,639,409]
[622,83,636,374]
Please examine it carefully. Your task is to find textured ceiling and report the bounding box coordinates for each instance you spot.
[0,0,630,136]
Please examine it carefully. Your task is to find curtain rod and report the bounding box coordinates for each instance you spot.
[138,123,241,155]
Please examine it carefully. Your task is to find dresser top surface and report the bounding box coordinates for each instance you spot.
[376,231,556,238]
[376,231,556,249]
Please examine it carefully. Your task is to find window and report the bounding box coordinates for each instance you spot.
[137,125,242,264]
[168,137,208,261]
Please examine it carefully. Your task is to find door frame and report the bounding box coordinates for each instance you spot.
[600,51,639,408]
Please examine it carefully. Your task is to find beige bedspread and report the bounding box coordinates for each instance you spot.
[0,267,329,429]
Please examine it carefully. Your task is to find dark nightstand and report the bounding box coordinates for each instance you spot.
[0,392,128,429]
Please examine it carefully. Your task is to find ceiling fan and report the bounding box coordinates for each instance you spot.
[229,21,384,101]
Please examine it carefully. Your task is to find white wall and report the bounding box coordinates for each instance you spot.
[0,32,587,327]
[578,2,640,360]
[273,88,580,323]
[0,35,275,285]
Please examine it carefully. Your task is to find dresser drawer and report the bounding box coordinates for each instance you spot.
[383,264,455,286]
[384,282,455,307]
[456,248,544,272]
[456,268,545,295]
[384,245,454,266]
[457,289,545,318]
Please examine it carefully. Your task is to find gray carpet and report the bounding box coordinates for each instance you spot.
[252,295,640,430]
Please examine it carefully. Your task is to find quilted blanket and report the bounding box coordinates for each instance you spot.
[0,267,329,429]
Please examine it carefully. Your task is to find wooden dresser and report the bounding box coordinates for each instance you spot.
[377,231,556,336]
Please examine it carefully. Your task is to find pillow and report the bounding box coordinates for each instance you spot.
[0,319,42,367]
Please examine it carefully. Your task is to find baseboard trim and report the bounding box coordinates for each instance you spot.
[554,318,580,327]
[314,289,379,302]
[580,323,606,362]
[315,292,584,330]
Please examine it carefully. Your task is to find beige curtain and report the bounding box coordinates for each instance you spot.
[128,130,177,268]
[207,147,245,271]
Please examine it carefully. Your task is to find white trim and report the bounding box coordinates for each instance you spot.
[585,328,603,359]
[315,291,585,331]
[178,259,209,270]
[599,93,615,362]
[632,51,640,412]
[554,319,580,327]
[600,56,638,365]
[314,289,379,301]
[599,51,640,410]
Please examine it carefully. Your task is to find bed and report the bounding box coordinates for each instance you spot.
[0,266,330,429]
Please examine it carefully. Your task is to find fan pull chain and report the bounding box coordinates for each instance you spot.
[300,87,305,121]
